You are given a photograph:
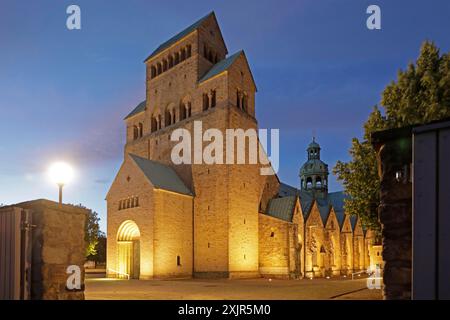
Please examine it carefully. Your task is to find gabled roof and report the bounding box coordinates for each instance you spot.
[350,215,358,230]
[298,190,314,219]
[278,182,298,197]
[129,154,193,196]
[145,12,218,62]
[334,210,346,227]
[199,50,243,83]
[327,191,347,217]
[124,100,146,120]
[316,197,332,222]
[265,196,297,222]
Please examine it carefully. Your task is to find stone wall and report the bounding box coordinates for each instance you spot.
[259,214,291,278]
[373,130,412,299]
[153,190,193,278]
[16,199,87,300]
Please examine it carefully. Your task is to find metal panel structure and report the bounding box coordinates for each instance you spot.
[0,207,32,300]
[438,128,450,299]
[412,120,450,300]
[412,131,437,299]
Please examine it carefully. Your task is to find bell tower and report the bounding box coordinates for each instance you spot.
[299,138,329,197]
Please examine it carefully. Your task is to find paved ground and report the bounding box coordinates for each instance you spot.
[85,277,382,300]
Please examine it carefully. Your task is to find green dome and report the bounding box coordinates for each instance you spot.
[299,159,328,176]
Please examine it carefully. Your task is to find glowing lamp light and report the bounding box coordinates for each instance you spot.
[48,162,74,204]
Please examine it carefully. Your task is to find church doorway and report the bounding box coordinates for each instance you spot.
[116,220,141,279]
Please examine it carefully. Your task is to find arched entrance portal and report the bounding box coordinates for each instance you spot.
[117,220,141,279]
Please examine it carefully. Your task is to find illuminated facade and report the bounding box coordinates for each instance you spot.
[106,12,379,279]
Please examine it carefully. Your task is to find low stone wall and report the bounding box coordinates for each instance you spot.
[17,199,87,300]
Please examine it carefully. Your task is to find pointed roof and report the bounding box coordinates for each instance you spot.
[265,196,297,222]
[124,100,146,120]
[129,154,193,196]
[144,12,222,62]
[316,197,332,222]
[350,215,358,230]
[327,191,347,217]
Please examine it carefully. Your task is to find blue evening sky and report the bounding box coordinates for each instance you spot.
[1,0,449,231]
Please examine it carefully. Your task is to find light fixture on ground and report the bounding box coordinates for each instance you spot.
[48,162,74,204]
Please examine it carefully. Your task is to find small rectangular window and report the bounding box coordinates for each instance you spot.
[177,255,181,266]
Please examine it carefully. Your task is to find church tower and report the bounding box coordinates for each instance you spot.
[299,138,329,197]
[107,12,261,280]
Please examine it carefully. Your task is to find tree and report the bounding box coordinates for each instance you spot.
[75,204,103,259]
[333,41,450,234]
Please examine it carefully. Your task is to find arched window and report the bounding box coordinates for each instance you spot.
[211,90,216,108]
[165,109,172,127]
[242,94,248,111]
[168,55,174,68]
[316,176,322,187]
[177,255,181,266]
[138,123,143,137]
[151,66,156,78]
[157,63,162,75]
[180,48,186,61]
[172,109,176,124]
[163,59,168,71]
[187,102,192,117]
[236,90,241,109]
[151,116,158,133]
[203,93,209,111]
[158,115,162,129]
[133,125,139,140]
[179,102,187,120]
[174,52,180,65]
[306,177,313,189]
[186,45,192,58]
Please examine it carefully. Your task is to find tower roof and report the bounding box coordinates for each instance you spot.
[265,196,297,222]
[144,11,226,62]
[199,50,242,83]
[308,140,320,149]
[124,100,146,120]
[129,154,193,196]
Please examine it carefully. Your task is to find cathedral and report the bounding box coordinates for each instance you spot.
[106,12,382,280]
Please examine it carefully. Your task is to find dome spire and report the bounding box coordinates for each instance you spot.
[299,138,329,197]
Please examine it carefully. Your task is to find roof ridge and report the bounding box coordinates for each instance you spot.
[144,11,215,62]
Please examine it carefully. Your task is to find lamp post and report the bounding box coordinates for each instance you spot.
[48,162,74,204]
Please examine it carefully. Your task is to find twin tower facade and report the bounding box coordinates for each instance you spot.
[106,12,381,280]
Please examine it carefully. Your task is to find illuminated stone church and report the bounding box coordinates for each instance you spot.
[106,12,381,280]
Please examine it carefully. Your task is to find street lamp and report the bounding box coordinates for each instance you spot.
[48,162,74,204]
